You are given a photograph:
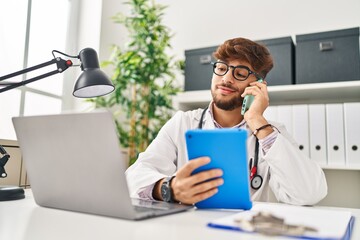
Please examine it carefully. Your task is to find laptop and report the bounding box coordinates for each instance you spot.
[12,110,193,220]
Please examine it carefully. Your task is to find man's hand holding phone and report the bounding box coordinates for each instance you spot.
[241,79,274,139]
[241,79,269,118]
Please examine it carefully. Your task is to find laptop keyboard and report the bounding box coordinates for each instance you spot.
[131,198,193,218]
[132,198,173,210]
[133,205,168,213]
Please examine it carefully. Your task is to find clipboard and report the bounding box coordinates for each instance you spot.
[208,203,355,240]
[185,129,252,210]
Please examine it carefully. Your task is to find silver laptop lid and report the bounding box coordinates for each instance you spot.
[13,110,136,219]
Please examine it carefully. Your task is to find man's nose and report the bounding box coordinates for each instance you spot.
[222,69,235,84]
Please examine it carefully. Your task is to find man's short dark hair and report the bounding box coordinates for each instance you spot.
[214,37,274,79]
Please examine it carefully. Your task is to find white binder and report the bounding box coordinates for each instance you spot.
[326,104,345,166]
[309,104,327,165]
[264,106,278,122]
[277,105,293,135]
[292,104,310,157]
[343,102,360,166]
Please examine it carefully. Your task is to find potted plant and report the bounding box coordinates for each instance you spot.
[89,0,182,166]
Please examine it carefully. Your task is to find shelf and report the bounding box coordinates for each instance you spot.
[268,80,360,105]
[320,165,360,171]
[173,80,360,111]
[173,90,211,110]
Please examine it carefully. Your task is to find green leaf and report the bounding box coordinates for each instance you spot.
[89,0,183,166]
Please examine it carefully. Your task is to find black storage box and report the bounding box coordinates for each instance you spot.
[184,46,218,91]
[295,27,360,84]
[257,37,295,86]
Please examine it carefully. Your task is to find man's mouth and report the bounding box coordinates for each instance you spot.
[217,85,237,95]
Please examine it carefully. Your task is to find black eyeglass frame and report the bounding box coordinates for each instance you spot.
[211,61,262,81]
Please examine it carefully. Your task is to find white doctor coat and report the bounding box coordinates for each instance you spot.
[125,108,327,205]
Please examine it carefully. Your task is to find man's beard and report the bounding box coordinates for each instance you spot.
[211,84,243,111]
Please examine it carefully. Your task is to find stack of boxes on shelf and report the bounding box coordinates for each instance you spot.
[183,27,360,167]
[296,28,360,84]
[184,46,218,92]
[184,27,360,89]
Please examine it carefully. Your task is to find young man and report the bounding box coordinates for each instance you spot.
[125,37,327,206]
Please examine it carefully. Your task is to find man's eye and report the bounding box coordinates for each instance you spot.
[235,72,246,78]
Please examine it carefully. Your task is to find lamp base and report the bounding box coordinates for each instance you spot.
[0,185,25,201]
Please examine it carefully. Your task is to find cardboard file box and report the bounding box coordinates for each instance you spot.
[295,27,360,84]
[257,37,295,86]
[184,46,218,91]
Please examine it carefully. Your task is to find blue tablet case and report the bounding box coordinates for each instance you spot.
[185,129,252,210]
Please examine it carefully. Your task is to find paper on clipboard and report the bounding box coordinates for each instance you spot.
[208,203,354,240]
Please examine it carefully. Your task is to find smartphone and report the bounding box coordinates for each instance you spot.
[241,79,263,115]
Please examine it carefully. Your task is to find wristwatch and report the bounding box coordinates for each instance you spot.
[161,176,175,202]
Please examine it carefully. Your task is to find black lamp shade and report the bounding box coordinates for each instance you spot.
[73,69,114,98]
[73,48,114,98]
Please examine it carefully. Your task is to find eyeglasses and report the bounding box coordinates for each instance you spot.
[212,61,261,81]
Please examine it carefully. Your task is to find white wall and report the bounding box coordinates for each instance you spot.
[63,0,104,111]
[99,0,360,82]
[157,0,360,56]
[99,0,129,76]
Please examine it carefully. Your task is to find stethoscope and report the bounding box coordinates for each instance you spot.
[198,107,263,190]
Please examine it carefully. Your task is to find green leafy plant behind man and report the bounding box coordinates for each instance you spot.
[89,0,182,165]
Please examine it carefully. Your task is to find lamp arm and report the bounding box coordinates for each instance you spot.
[0,145,10,178]
[0,58,56,82]
[0,56,74,179]
[0,143,24,201]
[0,57,73,93]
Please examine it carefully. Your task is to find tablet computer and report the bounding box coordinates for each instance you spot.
[185,129,252,210]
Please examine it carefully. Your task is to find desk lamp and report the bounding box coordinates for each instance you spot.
[0,48,115,201]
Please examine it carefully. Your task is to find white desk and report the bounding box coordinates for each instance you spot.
[1,190,359,240]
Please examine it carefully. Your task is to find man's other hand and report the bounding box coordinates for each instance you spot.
[171,157,224,205]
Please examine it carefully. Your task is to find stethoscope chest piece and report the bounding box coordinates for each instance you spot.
[251,174,263,190]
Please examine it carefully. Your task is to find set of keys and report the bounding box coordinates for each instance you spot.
[234,211,318,237]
